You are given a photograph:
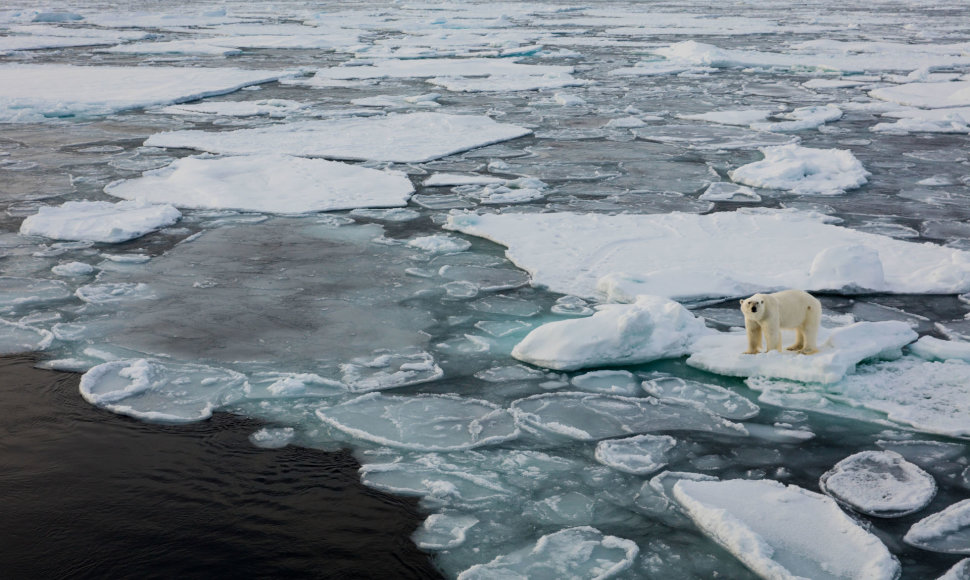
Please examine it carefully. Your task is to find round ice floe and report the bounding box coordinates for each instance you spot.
[20,200,181,243]
[315,393,519,451]
[728,144,870,196]
[939,558,970,580]
[457,526,638,580]
[407,234,471,254]
[819,450,936,517]
[641,376,760,420]
[510,392,746,441]
[904,499,970,554]
[75,282,155,304]
[51,261,95,277]
[79,359,246,423]
[595,434,677,475]
[0,319,53,354]
[571,370,641,396]
[413,513,480,550]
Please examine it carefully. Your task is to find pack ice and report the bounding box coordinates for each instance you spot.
[20,200,181,243]
[819,450,936,517]
[145,112,532,163]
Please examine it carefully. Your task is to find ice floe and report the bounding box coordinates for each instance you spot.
[641,376,760,420]
[872,106,970,134]
[871,81,970,109]
[145,112,531,163]
[698,182,761,203]
[105,154,413,214]
[570,370,641,396]
[819,450,936,517]
[414,513,480,550]
[728,144,869,196]
[359,456,517,509]
[688,321,917,384]
[0,319,54,354]
[457,526,638,580]
[634,124,798,150]
[446,210,970,302]
[594,434,677,475]
[0,276,72,314]
[511,295,710,371]
[249,427,296,449]
[672,478,901,580]
[0,64,293,122]
[155,99,309,117]
[20,200,181,243]
[910,336,970,363]
[905,499,970,554]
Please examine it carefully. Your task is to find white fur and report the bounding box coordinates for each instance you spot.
[740,289,821,355]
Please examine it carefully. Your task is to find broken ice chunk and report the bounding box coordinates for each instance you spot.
[819,450,936,517]
[641,376,760,420]
[571,370,641,396]
[594,434,677,475]
[249,427,295,448]
[407,234,471,255]
[20,200,181,244]
[0,276,72,314]
[905,499,970,554]
[359,455,515,508]
[339,350,443,392]
[75,282,156,304]
[910,336,970,363]
[728,144,870,196]
[0,319,53,354]
[698,182,761,203]
[413,513,479,550]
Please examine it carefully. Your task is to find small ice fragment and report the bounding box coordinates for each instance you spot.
[571,370,640,396]
[820,450,936,517]
[51,261,95,277]
[904,499,970,554]
[641,376,760,420]
[21,200,181,243]
[249,427,295,448]
[413,513,479,550]
[594,434,677,475]
[728,144,870,196]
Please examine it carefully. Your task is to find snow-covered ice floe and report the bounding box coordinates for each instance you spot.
[0,64,294,122]
[446,210,970,302]
[909,336,970,363]
[20,200,181,243]
[105,154,413,214]
[728,144,869,196]
[870,81,970,109]
[687,321,917,384]
[672,478,901,580]
[820,450,936,518]
[905,499,970,554]
[145,112,532,163]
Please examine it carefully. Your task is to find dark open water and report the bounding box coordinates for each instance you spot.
[0,355,442,580]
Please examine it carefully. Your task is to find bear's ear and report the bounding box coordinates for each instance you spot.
[739,299,745,305]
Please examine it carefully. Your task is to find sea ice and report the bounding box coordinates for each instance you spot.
[511,295,710,371]
[641,376,760,420]
[359,456,516,509]
[51,262,95,277]
[698,182,761,203]
[314,393,519,451]
[105,154,413,214]
[939,559,970,580]
[423,173,506,187]
[0,64,293,122]
[910,336,970,363]
[445,210,970,302]
[413,513,480,550]
[872,107,970,134]
[456,526,638,580]
[728,144,869,196]
[407,235,471,255]
[870,81,970,109]
[20,200,181,243]
[634,124,798,150]
[249,427,295,448]
[339,350,443,392]
[672,478,901,580]
[0,276,72,314]
[510,392,747,441]
[571,370,641,396]
[688,321,916,384]
[156,99,309,117]
[905,499,970,554]
[0,319,53,354]
[145,113,532,163]
[594,434,678,475]
[819,450,936,517]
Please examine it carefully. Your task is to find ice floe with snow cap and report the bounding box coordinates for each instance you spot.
[905,499,970,554]
[145,112,532,163]
[871,81,970,109]
[820,450,936,517]
[456,526,638,580]
[511,295,710,371]
[728,144,870,196]
[673,478,901,579]
[105,154,413,214]
[79,359,246,423]
[315,393,519,451]
[20,200,181,243]
[0,64,294,122]
[445,209,970,302]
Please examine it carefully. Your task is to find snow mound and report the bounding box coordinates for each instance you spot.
[904,499,970,554]
[820,450,936,517]
[688,321,917,384]
[673,478,901,580]
[641,376,760,420]
[105,154,413,214]
[315,393,519,451]
[511,295,710,371]
[728,144,870,196]
[20,200,181,243]
[457,526,638,580]
[594,434,677,475]
[145,112,532,163]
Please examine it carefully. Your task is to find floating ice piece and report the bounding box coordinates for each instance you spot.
[634,124,797,150]
[360,456,516,508]
[728,144,869,196]
[641,376,760,420]
[297,58,574,83]
[688,321,917,384]
[75,282,156,304]
[339,351,443,392]
[0,319,53,354]
[315,393,519,451]
[905,499,970,554]
[103,39,243,56]
[0,276,72,313]
[408,235,471,254]
[20,200,181,243]
[106,154,413,214]
[871,81,970,109]
[672,478,901,580]
[0,64,292,122]
[457,526,638,580]
[751,105,844,132]
[699,182,761,202]
[79,359,246,423]
[571,370,641,396]
[512,295,710,371]
[803,78,868,89]
[910,336,970,363]
[939,558,970,580]
[819,450,936,517]
[156,99,309,117]
[510,392,747,441]
[445,210,970,302]
[423,173,505,187]
[594,434,677,475]
[243,372,345,399]
[872,107,970,134]
[249,427,295,448]
[608,61,695,76]
[146,113,531,163]
[413,513,479,550]
[679,109,773,126]
[429,71,586,92]
[51,262,95,277]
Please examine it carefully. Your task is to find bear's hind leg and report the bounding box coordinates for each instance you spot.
[799,306,822,355]
[787,329,805,352]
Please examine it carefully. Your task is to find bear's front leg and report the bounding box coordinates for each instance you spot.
[765,326,783,352]
[743,320,762,354]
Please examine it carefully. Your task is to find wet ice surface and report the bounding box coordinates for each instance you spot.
[3,0,970,578]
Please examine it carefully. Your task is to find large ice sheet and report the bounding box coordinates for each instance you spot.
[0,64,293,122]
[672,478,901,580]
[445,210,970,302]
[145,113,532,163]
[20,200,181,243]
[457,526,638,580]
[105,154,413,214]
[728,144,869,196]
[905,499,970,554]
[687,321,917,384]
[819,450,936,517]
[511,295,710,371]
[871,81,970,109]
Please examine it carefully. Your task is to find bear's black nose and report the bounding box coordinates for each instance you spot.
[751,305,757,313]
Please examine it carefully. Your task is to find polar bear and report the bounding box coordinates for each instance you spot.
[740,289,821,355]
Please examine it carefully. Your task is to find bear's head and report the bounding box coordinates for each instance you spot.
[740,294,768,320]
